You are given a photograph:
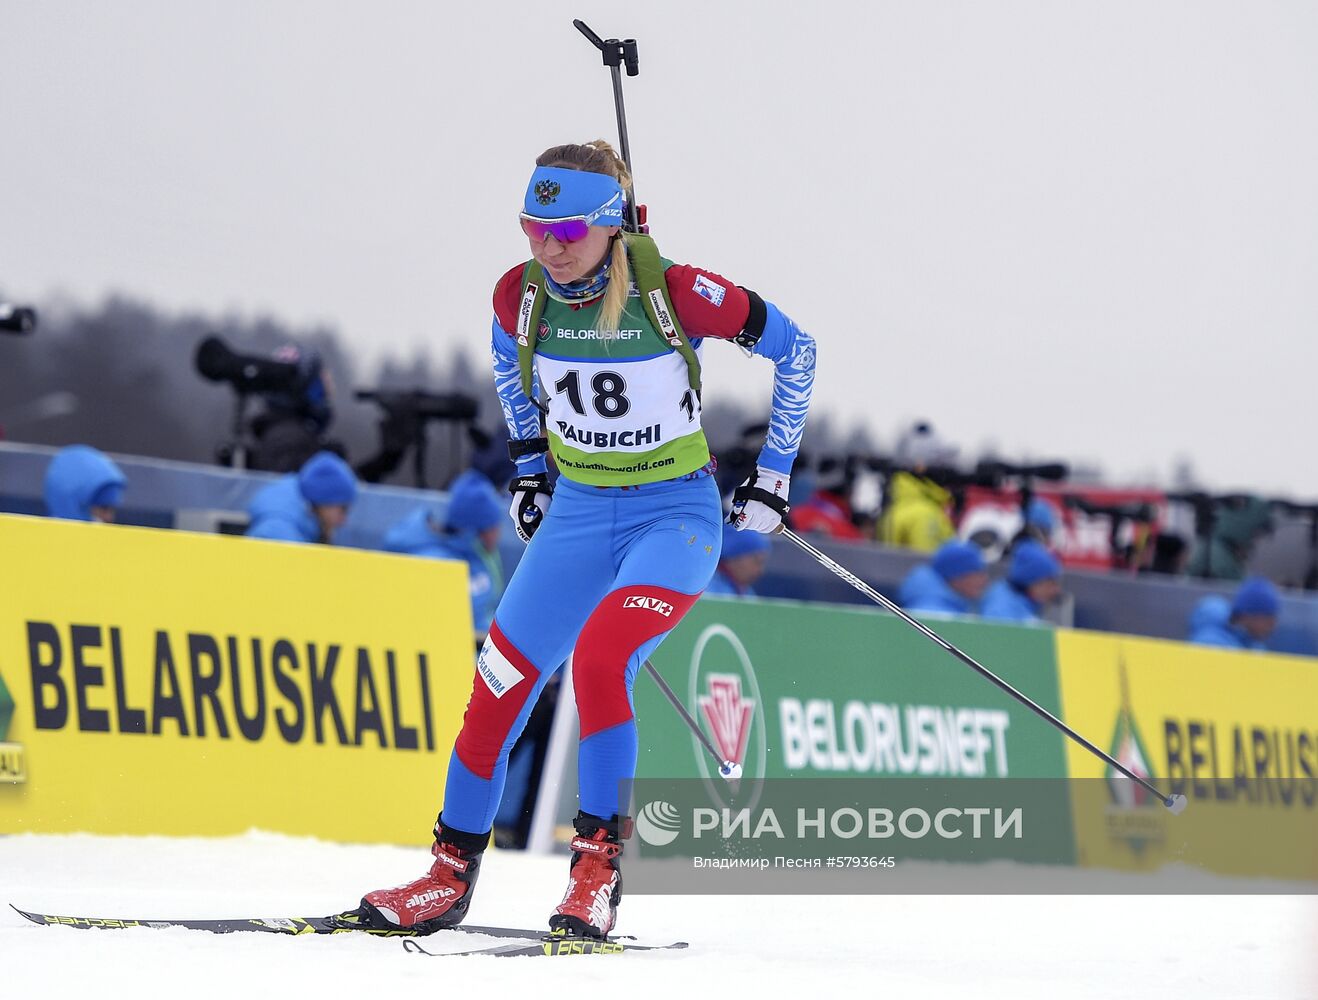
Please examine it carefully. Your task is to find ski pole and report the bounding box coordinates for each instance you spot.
[643,659,742,780]
[778,528,1188,814]
[573,19,642,233]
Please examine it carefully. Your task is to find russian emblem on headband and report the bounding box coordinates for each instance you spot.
[534,180,560,205]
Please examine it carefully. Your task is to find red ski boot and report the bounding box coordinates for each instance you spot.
[548,812,628,938]
[358,822,486,933]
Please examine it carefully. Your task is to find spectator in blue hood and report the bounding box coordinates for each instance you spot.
[384,469,505,640]
[705,522,771,597]
[899,541,989,616]
[246,450,357,544]
[982,540,1062,624]
[1188,577,1279,650]
[44,445,128,523]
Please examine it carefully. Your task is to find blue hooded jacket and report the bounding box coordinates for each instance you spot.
[246,475,320,542]
[246,452,357,543]
[1188,595,1261,650]
[981,580,1043,624]
[44,445,127,521]
[899,564,977,616]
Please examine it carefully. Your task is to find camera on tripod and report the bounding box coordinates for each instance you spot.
[195,335,309,394]
[355,389,478,424]
[354,388,479,488]
[193,335,332,471]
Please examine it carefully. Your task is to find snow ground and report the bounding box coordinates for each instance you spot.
[1,831,1312,1000]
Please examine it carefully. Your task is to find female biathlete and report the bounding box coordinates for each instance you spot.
[358,141,817,938]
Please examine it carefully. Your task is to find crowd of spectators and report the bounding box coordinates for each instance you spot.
[38,420,1301,658]
[754,418,1306,652]
[895,539,1062,626]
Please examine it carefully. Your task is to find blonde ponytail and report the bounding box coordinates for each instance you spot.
[598,235,631,334]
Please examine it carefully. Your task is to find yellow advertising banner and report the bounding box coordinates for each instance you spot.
[1056,630,1318,882]
[0,514,475,845]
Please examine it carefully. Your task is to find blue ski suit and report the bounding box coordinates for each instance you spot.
[437,256,816,832]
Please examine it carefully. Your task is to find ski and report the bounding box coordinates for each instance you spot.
[10,904,546,941]
[12,905,687,956]
[403,935,689,958]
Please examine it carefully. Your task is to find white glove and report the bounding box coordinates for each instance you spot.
[508,473,553,543]
[728,466,791,534]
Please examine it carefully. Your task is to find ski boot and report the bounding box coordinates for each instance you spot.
[357,820,486,933]
[548,811,629,938]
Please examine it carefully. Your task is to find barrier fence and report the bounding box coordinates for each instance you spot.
[3,513,1314,884]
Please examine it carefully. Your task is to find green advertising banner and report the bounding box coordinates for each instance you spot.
[634,596,1076,866]
[639,597,1069,781]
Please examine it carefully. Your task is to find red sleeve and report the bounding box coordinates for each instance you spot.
[663,264,751,340]
[492,263,527,335]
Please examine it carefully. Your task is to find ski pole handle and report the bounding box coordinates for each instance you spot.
[574,19,605,51]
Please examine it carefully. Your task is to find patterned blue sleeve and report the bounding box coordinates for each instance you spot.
[749,301,817,475]
[490,319,548,475]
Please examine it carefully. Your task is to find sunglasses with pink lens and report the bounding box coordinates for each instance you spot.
[519,216,593,244]
[519,191,624,244]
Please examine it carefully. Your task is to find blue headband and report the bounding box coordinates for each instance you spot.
[523,165,625,223]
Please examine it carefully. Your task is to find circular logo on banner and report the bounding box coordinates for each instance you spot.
[536,318,551,342]
[533,180,560,205]
[688,624,768,811]
[635,800,682,846]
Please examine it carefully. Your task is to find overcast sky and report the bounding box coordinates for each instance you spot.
[4,1,1317,496]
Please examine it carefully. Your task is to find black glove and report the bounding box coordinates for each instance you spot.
[508,473,553,543]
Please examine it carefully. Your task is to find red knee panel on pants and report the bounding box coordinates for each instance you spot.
[574,586,698,740]
[454,621,541,779]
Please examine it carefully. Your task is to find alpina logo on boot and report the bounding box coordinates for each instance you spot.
[406,887,456,909]
[622,595,674,617]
